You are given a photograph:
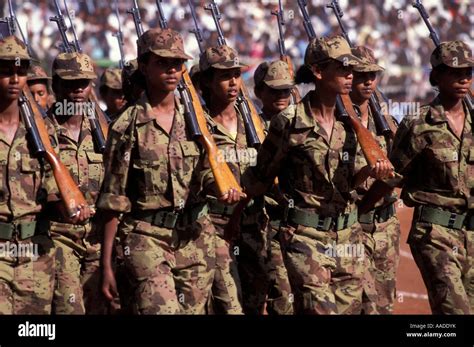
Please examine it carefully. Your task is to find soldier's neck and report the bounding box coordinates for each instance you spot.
[57,113,83,129]
[309,90,336,121]
[438,94,464,114]
[147,90,175,111]
[209,99,236,120]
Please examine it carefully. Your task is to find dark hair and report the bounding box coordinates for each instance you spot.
[429,63,450,87]
[295,60,332,84]
[200,67,217,106]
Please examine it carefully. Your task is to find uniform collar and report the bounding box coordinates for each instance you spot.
[135,93,182,125]
[294,91,317,129]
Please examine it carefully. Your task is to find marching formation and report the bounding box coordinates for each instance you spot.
[0,0,472,315]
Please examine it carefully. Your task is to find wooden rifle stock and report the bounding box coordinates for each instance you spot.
[339,94,392,167]
[22,86,87,217]
[281,54,301,103]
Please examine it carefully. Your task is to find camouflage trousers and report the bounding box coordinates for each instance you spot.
[236,212,270,315]
[120,213,215,314]
[280,221,373,314]
[408,219,474,314]
[0,235,55,314]
[360,215,400,314]
[207,213,243,314]
[265,221,294,315]
[51,226,107,315]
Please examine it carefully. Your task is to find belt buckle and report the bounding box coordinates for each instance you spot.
[316,216,328,230]
[447,213,458,229]
[153,212,166,227]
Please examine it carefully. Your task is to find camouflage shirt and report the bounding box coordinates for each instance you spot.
[390,97,474,212]
[46,108,104,234]
[354,105,397,208]
[201,107,258,197]
[97,93,204,213]
[242,91,363,216]
[0,119,57,223]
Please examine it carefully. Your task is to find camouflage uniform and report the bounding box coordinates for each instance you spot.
[351,46,401,314]
[97,28,215,315]
[0,36,57,314]
[254,60,295,315]
[390,41,474,314]
[99,67,123,123]
[46,52,107,315]
[242,36,373,315]
[199,45,270,314]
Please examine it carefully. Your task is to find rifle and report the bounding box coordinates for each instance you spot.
[271,0,301,104]
[412,0,473,113]
[187,0,204,54]
[113,0,126,69]
[153,0,243,196]
[327,0,395,138]
[50,0,109,153]
[205,0,266,148]
[127,0,144,38]
[5,1,87,218]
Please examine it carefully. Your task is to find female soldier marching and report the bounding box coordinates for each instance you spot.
[390,40,473,314]
[241,36,392,314]
[99,28,240,314]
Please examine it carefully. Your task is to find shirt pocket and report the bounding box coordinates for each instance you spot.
[0,157,7,204]
[20,154,41,199]
[430,147,458,185]
[85,151,104,195]
[466,148,474,189]
[132,158,168,195]
[180,141,200,171]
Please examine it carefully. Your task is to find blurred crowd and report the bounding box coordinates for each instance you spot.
[1,0,472,106]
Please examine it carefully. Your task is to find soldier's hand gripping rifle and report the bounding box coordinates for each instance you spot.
[327,0,396,138]
[271,0,301,104]
[50,0,109,153]
[5,0,87,218]
[297,0,395,213]
[413,0,473,113]
[113,0,127,69]
[154,0,243,197]
[205,0,266,148]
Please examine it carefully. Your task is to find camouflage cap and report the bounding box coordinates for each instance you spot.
[304,35,363,67]
[100,67,122,90]
[199,45,247,72]
[254,60,294,90]
[27,65,51,81]
[52,52,97,80]
[430,40,474,68]
[0,35,31,61]
[137,28,192,60]
[351,46,384,72]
